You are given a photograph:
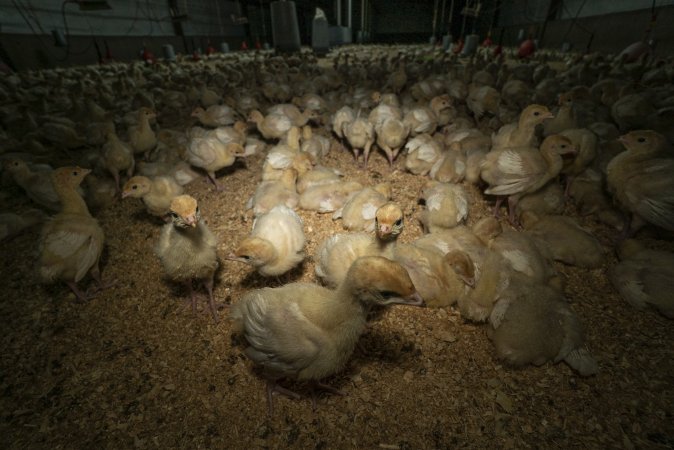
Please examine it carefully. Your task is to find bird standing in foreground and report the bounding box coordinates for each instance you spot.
[231,256,423,414]
[481,134,577,225]
[156,195,220,322]
[38,167,106,302]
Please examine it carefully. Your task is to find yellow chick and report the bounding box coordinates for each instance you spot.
[419,181,469,233]
[156,195,219,321]
[404,133,443,176]
[101,130,135,192]
[300,126,331,162]
[299,180,364,213]
[122,175,184,220]
[0,209,45,241]
[185,135,245,191]
[38,167,106,302]
[491,104,553,151]
[3,158,60,211]
[342,117,376,164]
[374,117,410,167]
[332,182,392,232]
[315,203,404,287]
[247,110,293,141]
[231,256,423,414]
[191,105,238,127]
[228,205,305,277]
[521,212,605,269]
[128,107,157,159]
[606,130,674,235]
[481,134,577,224]
[488,282,599,377]
[610,239,674,318]
[393,244,473,307]
[247,169,299,217]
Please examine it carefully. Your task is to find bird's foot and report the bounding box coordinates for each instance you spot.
[310,381,345,411]
[67,281,93,303]
[86,277,118,299]
[266,380,302,416]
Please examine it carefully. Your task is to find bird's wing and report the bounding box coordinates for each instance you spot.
[238,289,328,376]
[417,143,439,162]
[266,149,294,169]
[484,150,543,195]
[624,161,674,231]
[41,222,102,281]
[187,139,217,166]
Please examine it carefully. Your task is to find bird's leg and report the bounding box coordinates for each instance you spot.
[266,379,302,416]
[564,175,574,200]
[185,280,197,314]
[87,262,116,296]
[507,196,521,228]
[493,196,504,217]
[112,171,121,194]
[202,274,220,323]
[66,281,91,302]
[352,147,360,163]
[206,171,223,191]
[309,380,345,411]
[362,142,373,169]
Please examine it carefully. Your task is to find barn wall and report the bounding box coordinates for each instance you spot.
[495,0,674,55]
[0,0,246,70]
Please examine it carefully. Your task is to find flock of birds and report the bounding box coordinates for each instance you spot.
[1,43,673,414]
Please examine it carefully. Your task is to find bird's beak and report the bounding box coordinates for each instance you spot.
[81,168,92,177]
[226,253,246,263]
[543,112,554,119]
[382,291,424,306]
[121,191,130,199]
[379,224,391,235]
[617,135,628,145]
[461,275,475,288]
[186,215,197,227]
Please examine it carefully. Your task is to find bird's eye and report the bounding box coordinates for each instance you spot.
[637,137,646,143]
[533,111,540,116]
[561,144,567,148]
[72,170,79,176]
[13,162,19,166]
[395,218,403,226]
[132,185,138,190]
[379,290,398,299]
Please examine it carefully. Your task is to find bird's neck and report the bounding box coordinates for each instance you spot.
[55,183,90,216]
[540,148,564,180]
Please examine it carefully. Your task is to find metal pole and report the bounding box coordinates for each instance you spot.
[361,0,365,30]
[447,0,455,37]
[432,0,439,37]
[336,0,342,26]
[439,0,447,34]
[347,0,352,28]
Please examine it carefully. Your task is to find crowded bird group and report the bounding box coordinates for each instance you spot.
[1,42,673,414]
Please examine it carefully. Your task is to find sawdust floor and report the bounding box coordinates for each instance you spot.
[1,133,673,450]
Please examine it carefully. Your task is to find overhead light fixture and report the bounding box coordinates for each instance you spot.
[76,0,112,11]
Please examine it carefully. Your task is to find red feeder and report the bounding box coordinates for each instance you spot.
[518,38,536,58]
[206,45,216,55]
[482,36,493,47]
[241,40,248,50]
[142,48,155,64]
